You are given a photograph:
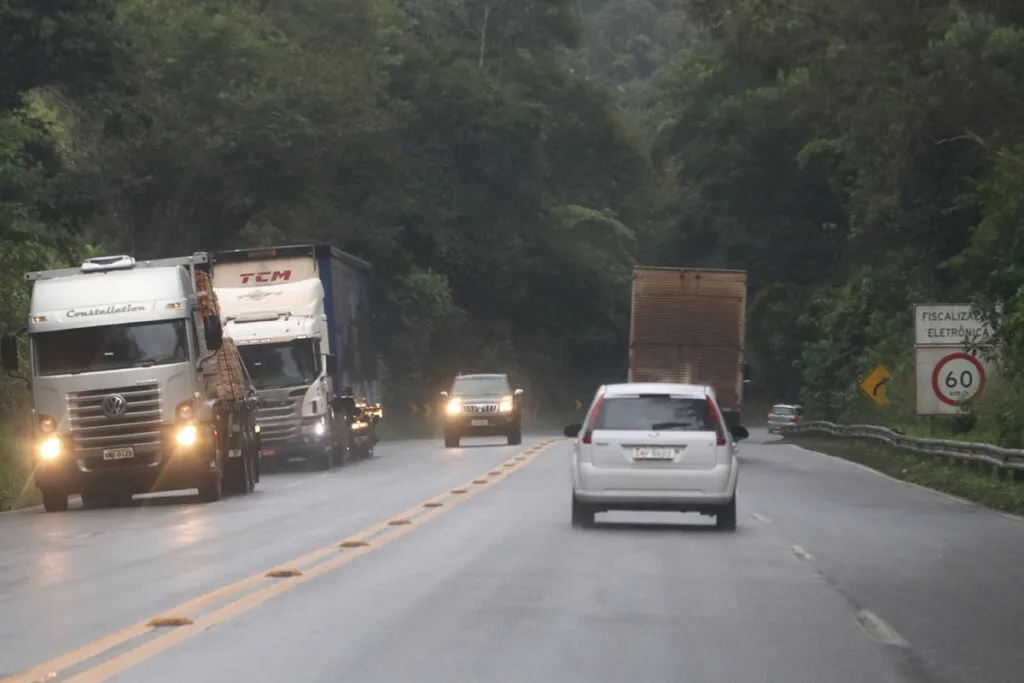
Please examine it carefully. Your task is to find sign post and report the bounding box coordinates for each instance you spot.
[913,304,998,417]
[859,364,892,407]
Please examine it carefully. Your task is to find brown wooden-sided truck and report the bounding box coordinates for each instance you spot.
[628,266,751,430]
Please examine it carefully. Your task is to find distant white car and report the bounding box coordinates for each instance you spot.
[564,382,748,530]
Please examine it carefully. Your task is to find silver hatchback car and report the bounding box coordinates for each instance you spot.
[767,403,804,433]
[564,383,749,530]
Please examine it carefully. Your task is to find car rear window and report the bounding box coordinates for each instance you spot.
[771,405,795,415]
[592,395,715,432]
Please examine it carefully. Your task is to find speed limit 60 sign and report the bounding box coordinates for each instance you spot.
[915,346,994,415]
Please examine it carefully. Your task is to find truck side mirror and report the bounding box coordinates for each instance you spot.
[440,390,449,399]
[513,388,524,397]
[742,363,752,384]
[730,425,749,441]
[204,314,224,351]
[564,423,582,438]
[1,335,18,372]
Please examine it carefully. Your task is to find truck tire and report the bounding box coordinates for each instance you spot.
[330,422,350,467]
[507,427,522,446]
[198,470,223,503]
[41,488,68,513]
[444,431,459,449]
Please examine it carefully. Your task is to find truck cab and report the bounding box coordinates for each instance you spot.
[1,254,260,511]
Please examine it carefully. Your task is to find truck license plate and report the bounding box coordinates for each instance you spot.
[471,419,489,426]
[102,447,134,461]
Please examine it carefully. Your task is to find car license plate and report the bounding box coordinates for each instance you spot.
[633,447,678,460]
[471,419,489,426]
[102,447,134,461]
[259,448,274,456]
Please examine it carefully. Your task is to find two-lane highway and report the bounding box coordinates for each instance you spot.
[3,429,1024,682]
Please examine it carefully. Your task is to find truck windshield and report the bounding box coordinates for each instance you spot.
[452,376,510,396]
[33,320,190,376]
[237,340,319,389]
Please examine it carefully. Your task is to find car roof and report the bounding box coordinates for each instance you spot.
[455,373,507,380]
[600,382,713,399]
[771,403,801,409]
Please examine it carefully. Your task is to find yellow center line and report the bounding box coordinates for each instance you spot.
[4,440,561,683]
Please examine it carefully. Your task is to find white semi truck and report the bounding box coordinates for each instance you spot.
[210,244,381,470]
[0,253,261,512]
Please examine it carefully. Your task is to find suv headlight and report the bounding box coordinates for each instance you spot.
[499,397,513,413]
[446,399,462,415]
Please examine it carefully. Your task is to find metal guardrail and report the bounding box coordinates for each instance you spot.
[778,421,1024,471]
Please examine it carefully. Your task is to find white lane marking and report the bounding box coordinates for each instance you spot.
[791,544,813,561]
[856,609,909,648]
[750,512,772,523]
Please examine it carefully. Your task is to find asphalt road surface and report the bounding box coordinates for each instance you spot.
[3,429,1024,682]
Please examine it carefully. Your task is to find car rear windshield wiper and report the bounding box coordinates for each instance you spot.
[650,421,698,430]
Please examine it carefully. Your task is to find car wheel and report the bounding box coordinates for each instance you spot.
[507,428,522,446]
[40,487,69,512]
[444,431,459,449]
[715,495,737,531]
[571,493,594,527]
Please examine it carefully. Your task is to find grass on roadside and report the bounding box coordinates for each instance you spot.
[0,436,38,511]
[783,433,1024,517]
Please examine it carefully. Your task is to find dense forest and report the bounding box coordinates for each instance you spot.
[2,0,1024,501]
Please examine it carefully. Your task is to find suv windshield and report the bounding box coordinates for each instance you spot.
[452,376,510,396]
[33,320,190,376]
[593,395,715,431]
[771,405,795,415]
[237,340,319,389]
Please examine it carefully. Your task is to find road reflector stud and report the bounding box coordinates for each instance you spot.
[472,479,488,484]
[503,463,516,468]
[266,568,303,578]
[388,519,412,526]
[489,470,502,475]
[451,488,468,494]
[339,539,369,548]
[147,616,193,628]
[514,456,527,461]
[423,501,443,508]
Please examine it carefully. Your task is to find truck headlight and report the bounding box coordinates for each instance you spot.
[176,401,194,420]
[446,399,461,415]
[499,397,513,413]
[39,436,61,460]
[176,424,198,447]
[39,415,56,433]
[314,419,325,436]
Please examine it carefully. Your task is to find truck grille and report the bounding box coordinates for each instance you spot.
[255,397,302,444]
[68,383,164,455]
[462,403,498,414]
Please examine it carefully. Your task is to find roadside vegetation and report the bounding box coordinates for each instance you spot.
[3,1,1024,507]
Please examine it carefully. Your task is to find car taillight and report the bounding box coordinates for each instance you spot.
[767,413,774,419]
[706,397,727,446]
[791,415,797,421]
[581,395,604,444]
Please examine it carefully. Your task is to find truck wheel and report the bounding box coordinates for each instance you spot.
[331,423,351,467]
[41,488,69,513]
[444,431,459,449]
[198,471,223,503]
[507,428,522,446]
